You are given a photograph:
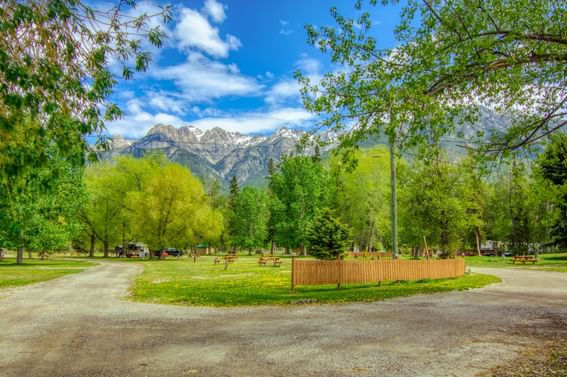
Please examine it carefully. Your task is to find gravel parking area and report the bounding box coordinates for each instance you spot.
[1,263,565,377]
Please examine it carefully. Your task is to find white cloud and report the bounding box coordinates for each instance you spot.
[190,107,315,133]
[265,79,301,105]
[107,100,315,137]
[174,7,240,57]
[295,53,322,75]
[107,99,187,138]
[148,92,187,115]
[264,55,323,106]
[279,19,293,36]
[202,0,226,23]
[153,52,262,102]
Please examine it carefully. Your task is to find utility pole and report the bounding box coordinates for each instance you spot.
[389,139,399,259]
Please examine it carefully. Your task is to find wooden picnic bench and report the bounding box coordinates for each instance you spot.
[223,255,238,263]
[511,255,537,264]
[258,256,282,267]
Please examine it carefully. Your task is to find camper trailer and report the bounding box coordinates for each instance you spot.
[115,243,149,258]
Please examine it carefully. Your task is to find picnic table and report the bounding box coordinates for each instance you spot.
[258,256,283,267]
[511,255,538,264]
[223,255,238,263]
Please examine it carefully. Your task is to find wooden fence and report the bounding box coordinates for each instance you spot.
[291,258,465,290]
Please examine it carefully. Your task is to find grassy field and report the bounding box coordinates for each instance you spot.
[465,252,567,272]
[130,255,500,306]
[0,258,96,290]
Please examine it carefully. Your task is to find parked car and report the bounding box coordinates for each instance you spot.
[156,247,183,258]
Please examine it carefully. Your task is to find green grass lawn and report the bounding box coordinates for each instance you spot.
[130,255,500,306]
[0,258,96,289]
[465,252,567,272]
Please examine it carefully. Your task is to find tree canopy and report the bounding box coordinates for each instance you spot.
[79,156,224,255]
[298,0,566,156]
[0,0,170,158]
[271,156,332,253]
[537,134,567,247]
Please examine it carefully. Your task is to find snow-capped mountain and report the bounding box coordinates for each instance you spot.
[101,106,517,188]
[104,125,327,187]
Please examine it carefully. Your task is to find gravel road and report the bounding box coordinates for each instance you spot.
[1,263,565,377]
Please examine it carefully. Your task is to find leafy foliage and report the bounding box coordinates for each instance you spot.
[0,143,87,256]
[271,156,332,252]
[0,1,169,262]
[79,156,223,254]
[399,148,468,256]
[298,0,566,157]
[232,187,270,253]
[0,0,171,160]
[537,134,567,247]
[331,146,391,251]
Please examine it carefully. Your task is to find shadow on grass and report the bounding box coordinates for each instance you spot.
[544,255,567,261]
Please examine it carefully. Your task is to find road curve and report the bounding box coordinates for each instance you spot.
[0,263,565,377]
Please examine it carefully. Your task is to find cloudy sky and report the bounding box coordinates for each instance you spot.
[105,0,401,138]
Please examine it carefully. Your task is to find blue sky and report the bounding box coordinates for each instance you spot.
[106,0,402,138]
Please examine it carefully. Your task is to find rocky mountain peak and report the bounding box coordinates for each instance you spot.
[104,124,334,187]
[147,124,177,139]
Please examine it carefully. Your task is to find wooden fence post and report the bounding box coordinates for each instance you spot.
[337,259,342,289]
[291,257,295,293]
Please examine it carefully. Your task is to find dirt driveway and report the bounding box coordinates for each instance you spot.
[0,264,565,377]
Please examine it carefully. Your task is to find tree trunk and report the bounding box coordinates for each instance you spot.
[475,228,481,256]
[28,250,33,259]
[16,246,24,264]
[89,233,96,257]
[270,240,275,255]
[302,244,307,257]
[389,140,399,259]
[103,240,109,258]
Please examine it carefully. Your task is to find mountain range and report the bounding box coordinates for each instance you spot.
[103,106,512,188]
[103,124,334,187]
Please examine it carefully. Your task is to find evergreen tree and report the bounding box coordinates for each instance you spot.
[538,134,567,247]
[307,209,350,260]
[228,176,240,250]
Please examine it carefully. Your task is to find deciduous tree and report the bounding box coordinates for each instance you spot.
[271,156,331,254]
[298,0,566,158]
[232,187,270,254]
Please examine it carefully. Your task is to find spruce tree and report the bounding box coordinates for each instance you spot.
[307,209,350,260]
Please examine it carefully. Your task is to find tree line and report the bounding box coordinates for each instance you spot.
[224,136,565,258]
[2,132,564,260]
